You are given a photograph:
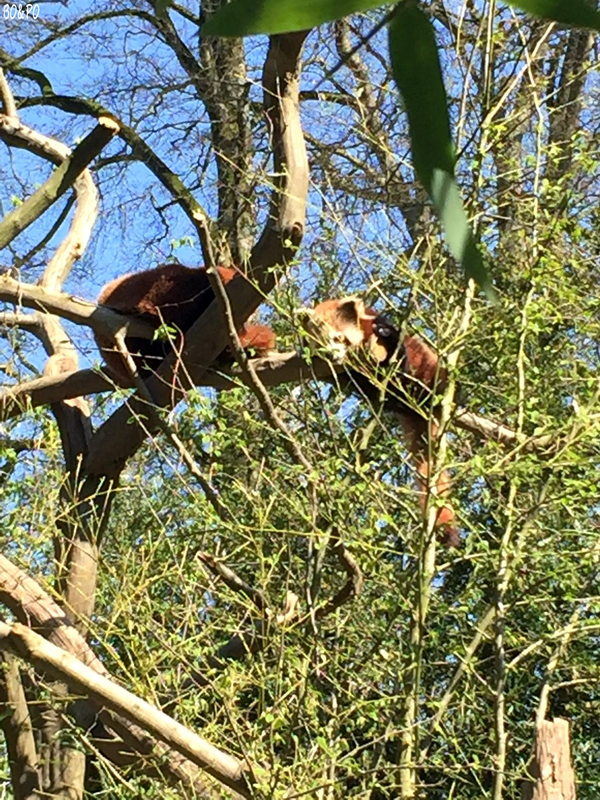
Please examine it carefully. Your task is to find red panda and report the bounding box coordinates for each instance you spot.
[307,297,459,547]
[302,296,388,363]
[95,263,276,385]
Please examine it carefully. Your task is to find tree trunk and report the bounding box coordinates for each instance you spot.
[522,718,576,800]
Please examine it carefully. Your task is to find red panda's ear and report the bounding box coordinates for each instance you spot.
[311,298,342,317]
[358,305,377,338]
[307,297,364,349]
[336,299,369,347]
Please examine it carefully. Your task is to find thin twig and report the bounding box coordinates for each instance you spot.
[205,265,315,476]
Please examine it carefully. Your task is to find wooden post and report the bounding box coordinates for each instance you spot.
[522,718,576,800]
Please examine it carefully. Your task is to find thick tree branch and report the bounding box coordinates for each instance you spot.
[0,66,17,116]
[0,651,40,797]
[0,353,330,417]
[0,351,556,451]
[0,622,254,798]
[0,309,52,349]
[0,116,118,250]
[84,31,310,479]
[0,554,230,796]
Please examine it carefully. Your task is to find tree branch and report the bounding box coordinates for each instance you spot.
[0,116,118,250]
[84,31,310,479]
[0,351,556,451]
[0,651,39,795]
[0,553,236,796]
[0,621,254,798]
[0,274,155,341]
[197,552,268,613]
[15,92,218,269]
[315,538,364,620]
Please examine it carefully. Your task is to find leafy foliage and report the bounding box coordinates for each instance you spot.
[2,1,600,798]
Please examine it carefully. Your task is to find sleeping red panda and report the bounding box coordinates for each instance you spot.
[307,297,459,547]
[95,263,276,385]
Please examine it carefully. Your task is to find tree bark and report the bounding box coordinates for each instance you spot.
[0,622,253,798]
[522,718,576,800]
[0,652,40,799]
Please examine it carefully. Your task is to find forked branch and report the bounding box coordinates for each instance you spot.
[0,116,118,250]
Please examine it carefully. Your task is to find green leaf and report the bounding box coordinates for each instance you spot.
[202,0,394,37]
[389,3,496,299]
[503,0,600,31]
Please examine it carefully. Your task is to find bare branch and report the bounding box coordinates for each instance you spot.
[0,67,17,117]
[0,553,106,668]
[43,175,97,292]
[197,552,268,613]
[0,309,51,346]
[454,409,554,450]
[0,353,332,419]
[250,31,309,270]
[0,116,118,251]
[0,369,109,418]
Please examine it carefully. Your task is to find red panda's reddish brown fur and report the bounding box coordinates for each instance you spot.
[307,297,458,547]
[95,263,276,384]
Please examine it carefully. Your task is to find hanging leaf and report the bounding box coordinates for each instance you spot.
[202,0,393,36]
[389,3,495,298]
[503,0,600,30]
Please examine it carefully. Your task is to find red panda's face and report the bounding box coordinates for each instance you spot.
[303,297,366,362]
[303,297,396,364]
